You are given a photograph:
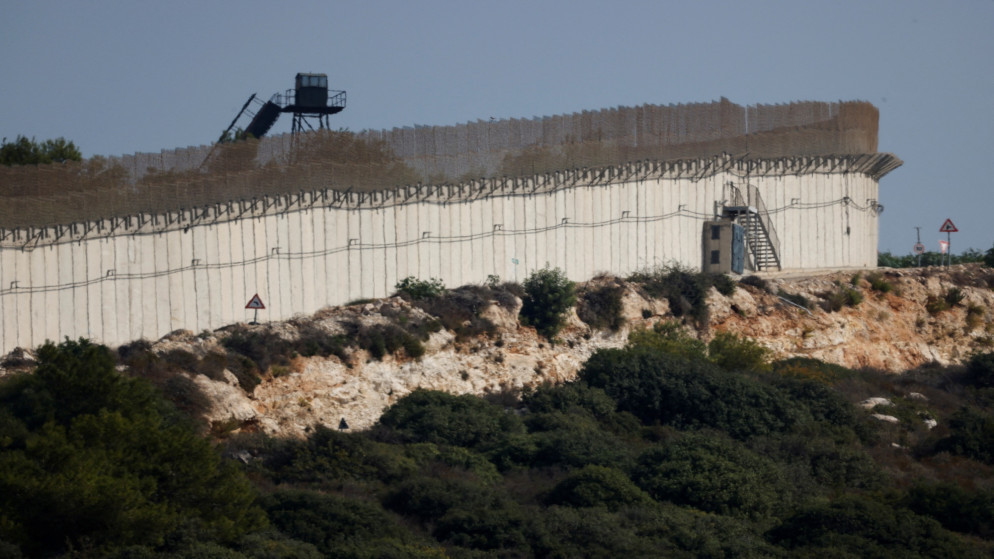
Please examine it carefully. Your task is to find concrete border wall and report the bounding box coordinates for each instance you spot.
[0,153,897,354]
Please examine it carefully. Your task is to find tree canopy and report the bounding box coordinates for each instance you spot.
[0,135,82,166]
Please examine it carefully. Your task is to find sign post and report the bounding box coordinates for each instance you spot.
[245,293,266,324]
[939,219,958,266]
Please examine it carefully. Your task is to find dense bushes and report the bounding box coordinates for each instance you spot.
[262,490,434,557]
[376,389,525,449]
[0,339,265,557]
[6,331,994,557]
[579,346,803,439]
[545,465,652,510]
[768,495,973,558]
[628,264,734,324]
[633,434,789,520]
[934,406,994,464]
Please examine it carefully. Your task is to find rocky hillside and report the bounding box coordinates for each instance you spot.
[5,265,993,439]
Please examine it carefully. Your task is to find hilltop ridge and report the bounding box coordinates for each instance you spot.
[23,263,983,438]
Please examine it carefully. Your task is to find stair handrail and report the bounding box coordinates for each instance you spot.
[270,89,347,110]
[745,184,781,268]
[729,184,747,208]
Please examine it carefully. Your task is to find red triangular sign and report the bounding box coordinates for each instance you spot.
[245,294,266,310]
[939,219,958,233]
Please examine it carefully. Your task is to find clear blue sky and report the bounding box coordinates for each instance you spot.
[2,0,992,255]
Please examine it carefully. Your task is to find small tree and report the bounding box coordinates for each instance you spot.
[984,242,994,268]
[520,266,576,339]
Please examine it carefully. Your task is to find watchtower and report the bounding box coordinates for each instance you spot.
[278,73,347,133]
[214,73,347,144]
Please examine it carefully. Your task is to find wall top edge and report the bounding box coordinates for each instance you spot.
[0,152,900,250]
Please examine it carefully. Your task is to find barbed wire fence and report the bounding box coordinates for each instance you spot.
[0,99,878,228]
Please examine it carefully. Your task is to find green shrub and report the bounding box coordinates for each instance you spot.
[545,465,652,510]
[945,287,965,306]
[768,494,972,557]
[402,336,426,359]
[627,264,725,324]
[295,323,349,361]
[577,284,625,331]
[966,304,986,330]
[431,497,531,553]
[627,321,707,361]
[222,326,290,374]
[772,357,856,384]
[903,482,994,538]
[163,348,199,372]
[356,323,415,360]
[934,406,994,464]
[196,351,229,380]
[520,266,576,339]
[410,285,500,341]
[707,331,771,373]
[712,273,736,296]
[925,294,950,315]
[263,490,424,556]
[383,476,493,523]
[523,382,617,419]
[633,434,788,519]
[527,413,632,468]
[866,272,895,294]
[580,347,805,439]
[395,277,446,300]
[262,426,416,485]
[0,340,266,556]
[824,285,863,312]
[161,375,214,422]
[377,389,525,449]
[739,274,768,291]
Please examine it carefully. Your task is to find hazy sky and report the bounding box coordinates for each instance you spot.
[2,0,992,254]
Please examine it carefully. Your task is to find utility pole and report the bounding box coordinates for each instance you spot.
[915,227,922,267]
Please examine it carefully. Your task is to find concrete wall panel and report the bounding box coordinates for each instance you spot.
[0,158,887,355]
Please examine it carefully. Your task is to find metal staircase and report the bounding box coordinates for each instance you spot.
[725,184,781,271]
[244,100,282,139]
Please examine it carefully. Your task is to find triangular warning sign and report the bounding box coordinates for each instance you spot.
[939,218,958,233]
[245,294,266,310]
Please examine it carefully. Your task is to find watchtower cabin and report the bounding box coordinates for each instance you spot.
[284,73,347,133]
[294,73,330,109]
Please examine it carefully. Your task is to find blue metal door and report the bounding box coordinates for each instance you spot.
[731,224,745,274]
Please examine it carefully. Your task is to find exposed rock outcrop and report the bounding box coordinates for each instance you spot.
[4,265,992,439]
